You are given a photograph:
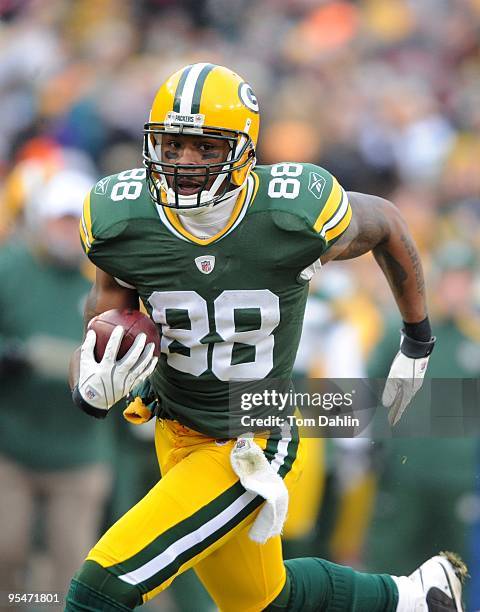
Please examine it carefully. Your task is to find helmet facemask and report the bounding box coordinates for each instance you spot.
[143,121,255,213]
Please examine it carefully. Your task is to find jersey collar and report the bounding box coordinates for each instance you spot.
[156,172,259,245]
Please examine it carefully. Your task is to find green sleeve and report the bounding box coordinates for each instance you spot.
[258,163,353,255]
[79,169,150,257]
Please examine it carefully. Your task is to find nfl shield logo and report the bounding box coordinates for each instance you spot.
[195,255,215,274]
[235,439,249,450]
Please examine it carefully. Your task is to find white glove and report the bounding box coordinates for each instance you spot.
[75,326,158,418]
[382,332,435,426]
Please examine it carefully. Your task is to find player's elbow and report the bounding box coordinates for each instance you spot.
[373,196,409,247]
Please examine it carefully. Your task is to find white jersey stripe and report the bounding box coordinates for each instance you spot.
[114,277,136,290]
[81,212,91,249]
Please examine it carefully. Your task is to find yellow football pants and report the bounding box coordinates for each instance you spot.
[283,436,325,540]
[87,419,306,612]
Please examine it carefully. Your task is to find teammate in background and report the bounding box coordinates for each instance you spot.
[367,241,479,606]
[0,170,113,605]
[67,64,465,611]
[285,278,379,567]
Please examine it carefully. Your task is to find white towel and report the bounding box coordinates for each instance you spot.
[230,438,289,544]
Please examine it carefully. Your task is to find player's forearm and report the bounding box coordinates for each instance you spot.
[68,287,97,389]
[372,209,427,324]
[68,347,81,390]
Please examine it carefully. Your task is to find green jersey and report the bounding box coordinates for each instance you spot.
[81,163,352,436]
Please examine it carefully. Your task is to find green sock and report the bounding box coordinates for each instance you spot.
[65,560,142,611]
[267,557,399,612]
[66,579,134,611]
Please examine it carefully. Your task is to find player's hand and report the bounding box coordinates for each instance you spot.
[123,377,159,425]
[382,331,435,426]
[74,326,158,419]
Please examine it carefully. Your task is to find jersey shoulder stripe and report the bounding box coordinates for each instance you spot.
[79,189,94,254]
[312,176,342,232]
[300,165,352,246]
[317,184,352,243]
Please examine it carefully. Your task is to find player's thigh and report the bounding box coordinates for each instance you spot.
[193,435,307,612]
[87,443,264,603]
[194,523,285,612]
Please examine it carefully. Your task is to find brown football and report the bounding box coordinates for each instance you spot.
[87,309,161,362]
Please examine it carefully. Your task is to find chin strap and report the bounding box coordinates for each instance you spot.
[171,179,247,217]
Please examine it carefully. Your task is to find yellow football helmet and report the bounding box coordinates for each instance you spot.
[143,63,260,210]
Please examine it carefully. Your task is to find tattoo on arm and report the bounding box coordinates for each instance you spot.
[321,192,390,262]
[321,191,427,321]
[373,247,408,298]
[400,233,425,294]
[374,233,425,299]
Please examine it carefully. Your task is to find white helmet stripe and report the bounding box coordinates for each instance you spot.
[179,63,211,114]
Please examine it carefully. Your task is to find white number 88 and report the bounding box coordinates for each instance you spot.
[268,163,303,200]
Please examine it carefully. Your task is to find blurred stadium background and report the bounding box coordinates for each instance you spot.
[0,0,479,610]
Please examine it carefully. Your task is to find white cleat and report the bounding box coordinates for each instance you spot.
[409,552,468,612]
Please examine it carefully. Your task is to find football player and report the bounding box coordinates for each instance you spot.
[67,64,466,611]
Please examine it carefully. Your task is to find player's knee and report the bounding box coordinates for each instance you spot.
[66,560,142,610]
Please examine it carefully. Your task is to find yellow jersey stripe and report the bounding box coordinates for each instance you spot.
[164,184,249,246]
[79,218,88,252]
[250,171,260,206]
[325,202,352,243]
[312,177,342,233]
[80,191,94,252]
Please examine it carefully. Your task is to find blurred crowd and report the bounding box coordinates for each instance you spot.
[1,0,479,304]
[0,0,479,610]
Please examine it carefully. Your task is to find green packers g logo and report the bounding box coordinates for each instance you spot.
[238,82,259,113]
